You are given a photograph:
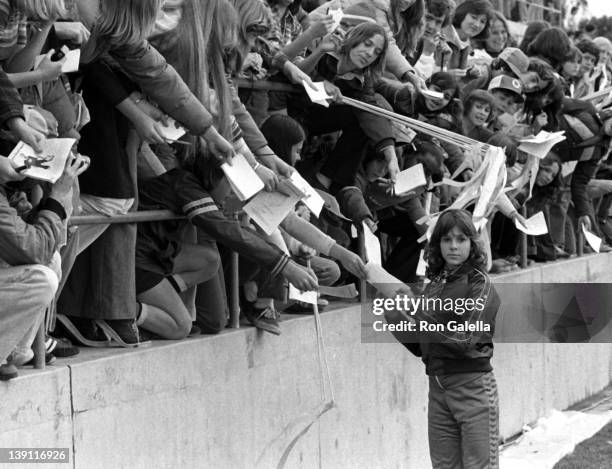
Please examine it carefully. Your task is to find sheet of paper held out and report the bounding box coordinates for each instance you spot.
[514,211,548,236]
[318,284,358,299]
[221,153,264,201]
[288,283,318,305]
[518,130,566,159]
[582,225,602,253]
[362,221,382,265]
[243,178,305,235]
[394,163,427,196]
[290,171,325,217]
[302,81,332,107]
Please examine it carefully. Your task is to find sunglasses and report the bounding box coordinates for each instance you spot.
[246,24,269,36]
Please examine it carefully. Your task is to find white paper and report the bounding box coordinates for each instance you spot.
[290,171,325,217]
[394,163,427,196]
[362,222,382,265]
[157,117,186,142]
[220,153,264,201]
[421,89,445,100]
[288,284,317,305]
[34,46,80,73]
[518,131,566,159]
[350,224,358,238]
[244,190,301,235]
[514,211,548,236]
[365,263,412,298]
[328,8,343,31]
[318,284,358,298]
[9,138,75,183]
[61,48,80,73]
[561,161,577,178]
[582,225,602,252]
[416,250,427,276]
[302,81,331,107]
[474,217,488,232]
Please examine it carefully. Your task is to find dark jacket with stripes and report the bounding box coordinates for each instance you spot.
[388,262,500,376]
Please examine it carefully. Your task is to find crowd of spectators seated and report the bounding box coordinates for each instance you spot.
[2,0,612,380]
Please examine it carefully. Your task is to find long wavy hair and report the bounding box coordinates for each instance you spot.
[228,0,271,71]
[339,22,388,80]
[388,0,425,55]
[526,27,573,72]
[150,0,238,154]
[83,0,162,61]
[425,209,487,276]
[14,0,66,20]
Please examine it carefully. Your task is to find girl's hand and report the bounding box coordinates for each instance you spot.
[323,80,342,102]
[363,217,378,234]
[466,65,482,79]
[255,164,279,192]
[36,49,66,82]
[318,31,342,54]
[282,260,319,292]
[578,215,591,231]
[203,126,235,163]
[337,249,367,279]
[0,156,25,184]
[7,118,45,152]
[297,243,317,259]
[534,112,548,130]
[132,114,166,144]
[386,152,401,183]
[308,15,335,39]
[511,212,528,227]
[50,153,90,207]
[8,191,32,216]
[282,61,317,91]
[53,22,90,44]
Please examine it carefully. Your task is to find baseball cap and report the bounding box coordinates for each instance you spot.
[488,75,524,100]
[497,47,541,92]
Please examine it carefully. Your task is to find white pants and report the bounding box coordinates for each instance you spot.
[0,265,58,363]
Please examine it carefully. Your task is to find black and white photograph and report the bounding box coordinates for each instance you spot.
[2,0,612,468]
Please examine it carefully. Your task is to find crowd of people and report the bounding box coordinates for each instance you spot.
[1,0,612,388]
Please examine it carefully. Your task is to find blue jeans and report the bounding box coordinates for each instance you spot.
[428,372,499,468]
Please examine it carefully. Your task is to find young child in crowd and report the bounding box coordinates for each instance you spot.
[386,209,500,468]
[462,89,496,142]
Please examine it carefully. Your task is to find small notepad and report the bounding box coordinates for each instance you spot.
[9,138,76,183]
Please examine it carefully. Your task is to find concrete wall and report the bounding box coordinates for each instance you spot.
[3,253,612,469]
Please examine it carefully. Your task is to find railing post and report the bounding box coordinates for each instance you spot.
[358,228,367,304]
[229,250,240,329]
[32,324,46,369]
[520,206,528,268]
[229,212,240,328]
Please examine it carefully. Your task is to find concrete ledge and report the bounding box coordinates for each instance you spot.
[2,254,612,468]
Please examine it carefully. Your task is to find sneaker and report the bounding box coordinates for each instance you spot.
[188,324,201,337]
[243,305,281,335]
[0,363,18,381]
[104,319,140,345]
[50,337,79,358]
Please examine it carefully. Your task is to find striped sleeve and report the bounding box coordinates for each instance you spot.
[182,197,218,219]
